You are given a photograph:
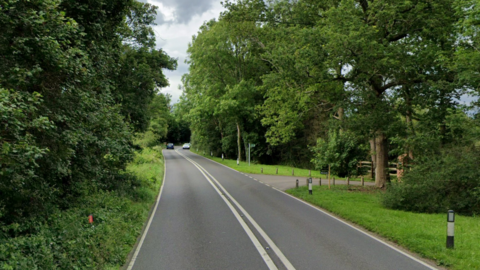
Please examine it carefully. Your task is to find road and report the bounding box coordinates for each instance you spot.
[128,149,438,270]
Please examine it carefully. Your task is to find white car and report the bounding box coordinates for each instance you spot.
[182,143,191,149]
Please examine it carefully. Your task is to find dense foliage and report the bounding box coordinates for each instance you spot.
[382,147,480,215]
[311,130,369,177]
[1,0,176,267]
[178,0,480,213]
[0,146,164,269]
[0,0,175,221]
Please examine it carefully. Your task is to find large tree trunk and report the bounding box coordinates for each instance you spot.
[236,122,242,161]
[369,138,376,179]
[375,131,389,188]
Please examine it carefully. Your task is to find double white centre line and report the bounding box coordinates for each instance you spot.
[175,150,295,270]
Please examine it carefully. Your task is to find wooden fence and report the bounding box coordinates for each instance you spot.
[357,161,398,178]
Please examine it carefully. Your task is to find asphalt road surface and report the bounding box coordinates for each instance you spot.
[129,149,438,270]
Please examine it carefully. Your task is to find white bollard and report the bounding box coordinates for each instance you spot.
[447,210,455,249]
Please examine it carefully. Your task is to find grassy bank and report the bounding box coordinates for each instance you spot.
[192,150,374,182]
[0,146,164,269]
[287,185,480,269]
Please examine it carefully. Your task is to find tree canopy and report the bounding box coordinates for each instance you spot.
[179,0,480,191]
[0,0,176,223]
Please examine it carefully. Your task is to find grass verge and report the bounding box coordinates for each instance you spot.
[0,146,164,269]
[192,150,375,182]
[287,185,480,269]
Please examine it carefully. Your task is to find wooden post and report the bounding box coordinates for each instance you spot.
[333,177,335,186]
[371,161,374,179]
[292,168,294,176]
[319,178,322,186]
[361,176,364,186]
[296,179,299,188]
[347,177,350,186]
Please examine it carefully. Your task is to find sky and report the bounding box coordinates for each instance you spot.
[138,0,226,103]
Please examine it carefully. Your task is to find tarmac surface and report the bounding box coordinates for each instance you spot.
[129,150,438,270]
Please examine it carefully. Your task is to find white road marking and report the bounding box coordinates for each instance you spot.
[177,152,296,270]
[127,151,168,270]
[192,152,439,270]
[200,168,296,270]
[274,189,439,270]
[175,151,278,270]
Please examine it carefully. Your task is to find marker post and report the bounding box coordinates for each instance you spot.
[447,210,455,249]
[308,178,313,195]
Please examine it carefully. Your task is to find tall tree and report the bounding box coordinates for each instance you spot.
[182,17,268,161]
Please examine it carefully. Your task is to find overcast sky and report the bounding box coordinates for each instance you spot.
[138,0,225,103]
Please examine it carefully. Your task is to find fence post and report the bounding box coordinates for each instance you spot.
[296,179,299,188]
[292,168,294,176]
[347,177,350,187]
[361,176,364,186]
[319,178,322,186]
[333,177,335,186]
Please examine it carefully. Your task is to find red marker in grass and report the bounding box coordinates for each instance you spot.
[88,214,93,224]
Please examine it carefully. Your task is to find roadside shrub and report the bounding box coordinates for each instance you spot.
[382,147,480,215]
[0,190,150,269]
[311,130,369,177]
[0,147,163,269]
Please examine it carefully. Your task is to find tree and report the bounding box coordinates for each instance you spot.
[0,0,175,222]
[181,16,268,161]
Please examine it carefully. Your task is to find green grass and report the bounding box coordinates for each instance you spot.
[287,185,480,269]
[193,150,375,182]
[0,146,164,270]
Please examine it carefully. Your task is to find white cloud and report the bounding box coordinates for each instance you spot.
[147,0,225,103]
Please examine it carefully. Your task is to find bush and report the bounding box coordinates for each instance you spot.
[382,147,480,215]
[311,130,368,177]
[0,147,163,269]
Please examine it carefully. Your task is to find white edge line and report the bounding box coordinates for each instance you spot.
[194,163,296,270]
[127,150,168,270]
[274,189,438,270]
[192,152,439,270]
[175,151,278,270]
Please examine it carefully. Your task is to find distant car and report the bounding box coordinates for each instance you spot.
[166,143,174,149]
[182,143,191,149]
